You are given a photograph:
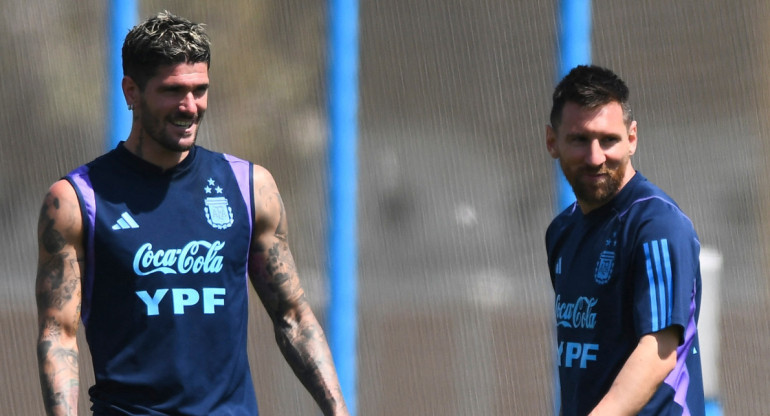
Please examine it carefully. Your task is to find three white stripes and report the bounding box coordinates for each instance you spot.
[112,212,139,230]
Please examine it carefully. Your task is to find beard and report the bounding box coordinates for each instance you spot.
[562,159,627,209]
[138,97,204,152]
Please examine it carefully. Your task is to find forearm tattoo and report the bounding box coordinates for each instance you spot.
[37,334,79,416]
[252,185,347,414]
[37,319,80,416]
[265,241,346,415]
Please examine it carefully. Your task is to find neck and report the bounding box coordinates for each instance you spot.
[124,130,191,171]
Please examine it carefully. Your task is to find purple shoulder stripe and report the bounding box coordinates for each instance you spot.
[65,166,96,328]
[663,280,700,416]
[225,154,254,286]
[224,154,253,229]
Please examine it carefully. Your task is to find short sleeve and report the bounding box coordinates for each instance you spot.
[630,199,700,343]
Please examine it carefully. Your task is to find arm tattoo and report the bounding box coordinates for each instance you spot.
[36,193,83,312]
[36,254,80,311]
[263,242,346,414]
[37,340,58,413]
[37,319,79,416]
[38,195,66,254]
[255,184,287,243]
[252,177,347,414]
[261,242,303,317]
[36,191,81,415]
[274,194,287,239]
[275,309,345,415]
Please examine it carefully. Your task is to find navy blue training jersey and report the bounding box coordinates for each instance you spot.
[66,143,259,415]
[546,173,705,416]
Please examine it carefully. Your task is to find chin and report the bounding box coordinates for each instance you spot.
[158,137,196,152]
[174,132,198,147]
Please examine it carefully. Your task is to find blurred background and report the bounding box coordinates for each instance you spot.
[2,0,769,414]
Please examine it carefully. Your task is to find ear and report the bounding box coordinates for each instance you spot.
[546,125,559,159]
[627,120,638,156]
[122,76,139,108]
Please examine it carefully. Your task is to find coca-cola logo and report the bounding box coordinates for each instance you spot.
[132,240,225,276]
[555,295,598,329]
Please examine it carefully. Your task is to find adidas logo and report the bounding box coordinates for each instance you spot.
[112,212,139,230]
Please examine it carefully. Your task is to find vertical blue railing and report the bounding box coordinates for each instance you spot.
[555,0,591,212]
[554,2,591,414]
[108,0,138,150]
[327,0,359,415]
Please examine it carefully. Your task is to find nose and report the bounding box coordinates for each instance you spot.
[179,92,197,114]
[585,139,606,167]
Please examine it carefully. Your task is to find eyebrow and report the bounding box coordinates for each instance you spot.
[564,132,622,140]
[158,82,210,91]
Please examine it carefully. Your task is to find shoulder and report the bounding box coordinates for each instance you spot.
[206,148,274,186]
[200,145,280,197]
[250,165,285,229]
[46,179,78,210]
[619,181,698,243]
[622,195,692,229]
[546,203,579,241]
[251,164,281,194]
[47,179,79,206]
[48,176,80,197]
[252,166,282,218]
[40,179,83,243]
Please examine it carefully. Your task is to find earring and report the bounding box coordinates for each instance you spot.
[128,104,134,111]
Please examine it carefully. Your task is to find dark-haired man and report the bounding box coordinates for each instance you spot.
[545,65,705,415]
[35,11,349,415]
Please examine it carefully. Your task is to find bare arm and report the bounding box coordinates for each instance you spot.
[247,166,349,416]
[589,326,679,415]
[35,180,84,416]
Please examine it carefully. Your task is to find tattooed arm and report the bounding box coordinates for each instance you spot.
[35,180,84,416]
[247,166,349,416]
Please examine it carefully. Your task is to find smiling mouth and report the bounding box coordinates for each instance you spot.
[582,171,610,183]
[170,118,195,129]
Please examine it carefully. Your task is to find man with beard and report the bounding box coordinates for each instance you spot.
[544,65,705,415]
[35,11,349,416]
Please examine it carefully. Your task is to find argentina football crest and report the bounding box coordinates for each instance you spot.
[594,232,617,284]
[594,251,614,284]
[204,177,234,230]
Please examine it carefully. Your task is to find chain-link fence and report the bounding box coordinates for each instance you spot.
[2,1,768,414]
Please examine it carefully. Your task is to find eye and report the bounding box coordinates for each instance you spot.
[568,135,589,145]
[193,85,209,98]
[159,86,184,97]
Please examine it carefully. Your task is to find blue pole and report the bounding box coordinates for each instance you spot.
[555,0,591,212]
[554,2,591,414]
[108,0,138,150]
[327,0,359,414]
